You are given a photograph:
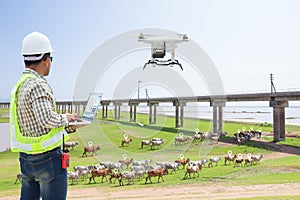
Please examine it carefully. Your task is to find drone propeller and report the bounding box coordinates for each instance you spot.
[175,33,188,40]
[128,33,161,39]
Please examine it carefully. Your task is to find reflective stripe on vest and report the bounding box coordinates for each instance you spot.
[10,73,69,154]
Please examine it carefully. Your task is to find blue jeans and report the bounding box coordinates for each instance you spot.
[19,147,67,200]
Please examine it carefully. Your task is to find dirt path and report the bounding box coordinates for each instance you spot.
[66,182,300,200]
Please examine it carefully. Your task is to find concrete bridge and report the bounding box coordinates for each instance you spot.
[100,91,300,142]
[1,91,300,142]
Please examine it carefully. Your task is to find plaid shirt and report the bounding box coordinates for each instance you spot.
[16,68,72,137]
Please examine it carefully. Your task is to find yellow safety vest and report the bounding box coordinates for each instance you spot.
[10,73,69,154]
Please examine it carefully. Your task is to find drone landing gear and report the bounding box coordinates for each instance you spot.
[143,59,183,70]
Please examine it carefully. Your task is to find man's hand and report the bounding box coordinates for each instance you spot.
[65,113,88,129]
[65,113,82,122]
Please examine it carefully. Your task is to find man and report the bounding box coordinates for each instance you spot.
[10,31,82,200]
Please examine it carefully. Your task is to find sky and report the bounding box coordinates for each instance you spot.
[1,0,300,101]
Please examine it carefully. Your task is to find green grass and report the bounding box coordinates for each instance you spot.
[1,110,300,198]
[0,108,9,123]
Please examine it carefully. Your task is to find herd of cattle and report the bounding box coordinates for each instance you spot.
[14,127,264,185]
[233,127,262,145]
[65,151,264,186]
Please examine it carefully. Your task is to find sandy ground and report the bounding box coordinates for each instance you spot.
[66,182,300,200]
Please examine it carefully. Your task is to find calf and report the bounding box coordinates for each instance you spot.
[65,141,79,150]
[175,158,190,169]
[119,171,136,186]
[234,158,244,167]
[193,133,204,143]
[119,158,133,169]
[109,173,121,183]
[150,139,163,150]
[208,157,221,167]
[82,145,100,157]
[224,154,237,166]
[15,173,22,184]
[68,171,79,184]
[174,137,188,145]
[145,168,167,184]
[183,164,202,179]
[244,157,255,166]
[141,140,151,148]
[251,155,263,164]
[121,138,133,146]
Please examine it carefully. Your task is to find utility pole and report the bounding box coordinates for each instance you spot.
[137,80,142,99]
[145,88,150,99]
[270,73,276,94]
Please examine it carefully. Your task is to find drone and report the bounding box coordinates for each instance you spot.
[137,33,188,70]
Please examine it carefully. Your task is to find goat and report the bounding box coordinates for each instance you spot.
[119,171,136,186]
[174,158,190,169]
[82,145,100,157]
[15,173,22,184]
[64,141,79,150]
[208,157,221,167]
[224,154,237,166]
[183,164,202,179]
[121,138,133,146]
[145,168,167,184]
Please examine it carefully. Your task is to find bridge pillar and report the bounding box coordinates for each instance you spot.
[210,99,226,134]
[128,102,139,122]
[173,101,186,128]
[270,100,288,142]
[148,102,159,124]
[101,103,110,118]
[113,103,122,120]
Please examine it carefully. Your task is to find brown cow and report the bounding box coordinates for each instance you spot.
[145,168,167,184]
[82,145,100,157]
[175,158,190,169]
[89,168,112,184]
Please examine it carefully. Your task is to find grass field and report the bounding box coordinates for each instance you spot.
[1,110,300,198]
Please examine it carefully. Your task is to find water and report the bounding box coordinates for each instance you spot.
[123,103,300,125]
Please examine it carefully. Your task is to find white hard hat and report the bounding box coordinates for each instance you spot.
[21,31,54,55]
